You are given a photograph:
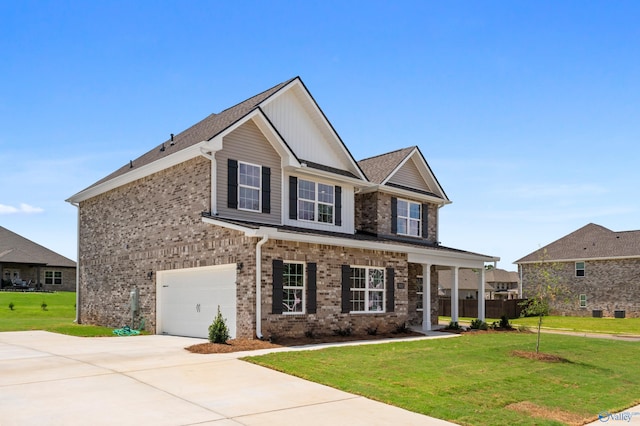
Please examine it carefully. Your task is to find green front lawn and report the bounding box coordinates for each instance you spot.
[0,291,114,336]
[246,333,640,426]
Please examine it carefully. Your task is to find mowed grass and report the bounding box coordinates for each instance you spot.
[246,332,640,426]
[0,291,114,336]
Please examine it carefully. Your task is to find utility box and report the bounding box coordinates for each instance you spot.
[130,288,139,315]
[614,310,626,319]
[592,310,603,318]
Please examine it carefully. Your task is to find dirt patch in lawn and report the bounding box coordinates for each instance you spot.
[511,350,569,363]
[506,401,588,425]
[186,331,424,354]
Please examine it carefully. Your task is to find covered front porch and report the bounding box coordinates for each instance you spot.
[408,251,498,332]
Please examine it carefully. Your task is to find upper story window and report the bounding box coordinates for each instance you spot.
[575,262,585,277]
[396,199,421,237]
[238,162,261,212]
[298,179,334,224]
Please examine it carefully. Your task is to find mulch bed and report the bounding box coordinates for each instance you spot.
[186,331,424,354]
[511,350,568,363]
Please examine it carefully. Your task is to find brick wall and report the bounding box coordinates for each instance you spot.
[521,258,640,318]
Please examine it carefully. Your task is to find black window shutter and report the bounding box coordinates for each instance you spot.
[386,267,395,312]
[262,167,271,214]
[272,260,284,314]
[227,159,238,209]
[289,176,298,220]
[334,186,342,226]
[422,203,429,239]
[307,263,317,314]
[391,197,398,234]
[341,265,351,313]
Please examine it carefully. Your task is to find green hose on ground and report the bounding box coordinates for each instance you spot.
[112,325,141,336]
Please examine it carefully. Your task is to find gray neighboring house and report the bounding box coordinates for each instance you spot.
[0,226,76,292]
[515,223,640,318]
[67,76,498,339]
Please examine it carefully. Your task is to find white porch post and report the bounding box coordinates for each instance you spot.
[478,267,485,321]
[451,266,459,323]
[422,263,432,332]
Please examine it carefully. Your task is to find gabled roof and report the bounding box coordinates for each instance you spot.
[485,269,519,283]
[0,226,76,268]
[515,223,640,264]
[357,146,449,202]
[438,268,518,290]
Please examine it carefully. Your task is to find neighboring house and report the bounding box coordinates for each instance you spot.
[515,223,640,318]
[66,77,498,339]
[438,268,520,300]
[0,226,76,292]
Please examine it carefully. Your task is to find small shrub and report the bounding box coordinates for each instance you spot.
[470,318,488,330]
[365,325,378,336]
[445,321,460,330]
[8,302,14,311]
[304,329,316,339]
[518,324,530,333]
[499,315,512,329]
[333,326,352,337]
[208,306,230,344]
[392,322,411,334]
[41,301,48,311]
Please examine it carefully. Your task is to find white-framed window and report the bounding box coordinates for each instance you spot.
[397,199,421,237]
[416,275,423,311]
[298,179,334,224]
[575,262,585,277]
[45,271,62,285]
[579,294,587,308]
[349,266,385,313]
[282,262,305,314]
[238,161,261,212]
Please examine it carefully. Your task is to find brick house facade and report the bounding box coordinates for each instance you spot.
[68,77,497,339]
[515,223,640,318]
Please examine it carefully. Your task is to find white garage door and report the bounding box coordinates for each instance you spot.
[156,264,237,339]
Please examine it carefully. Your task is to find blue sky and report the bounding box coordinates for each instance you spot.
[1,1,638,269]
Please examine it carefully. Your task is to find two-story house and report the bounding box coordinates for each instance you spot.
[66,77,498,339]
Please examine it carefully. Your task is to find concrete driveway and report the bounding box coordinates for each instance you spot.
[0,331,455,426]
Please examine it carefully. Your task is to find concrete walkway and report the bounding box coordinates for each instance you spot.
[0,331,457,426]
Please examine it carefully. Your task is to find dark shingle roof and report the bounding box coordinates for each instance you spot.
[515,223,640,263]
[357,146,416,184]
[0,226,76,267]
[86,77,297,190]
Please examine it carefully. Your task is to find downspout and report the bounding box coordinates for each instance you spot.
[71,202,80,323]
[200,147,217,215]
[255,234,269,339]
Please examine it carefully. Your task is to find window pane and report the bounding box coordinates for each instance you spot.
[409,203,421,219]
[298,179,315,201]
[283,289,303,312]
[369,291,384,311]
[298,200,315,221]
[239,163,260,188]
[318,204,333,223]
[397,218,407,234]
[397,200,408,217]
[239,187,260,210]
[351,290,365,311]
[409,220,420,236]
[318,184,333,204]
[368,268,384,289]
[350,267,366,289]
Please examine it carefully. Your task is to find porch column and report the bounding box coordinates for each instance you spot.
[451,266,459,323]
[422,263,432,332]
[478,267,485,321]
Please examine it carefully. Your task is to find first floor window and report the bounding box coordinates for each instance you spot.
[416,275,424,311]
[575,262,585,277]
[579,294,587,308]
[238,162,261,211]
[350,266,385,313]
[283,262,305,314]
[397,199,421,237]
[45,271,62,285]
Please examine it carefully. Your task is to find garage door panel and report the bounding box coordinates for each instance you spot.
[157,264,237,339]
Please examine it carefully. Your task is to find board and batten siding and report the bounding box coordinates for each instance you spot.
[263,89,355,174]
[216,120,282,224]
[282,173,355,234]
[387,157,431,192]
